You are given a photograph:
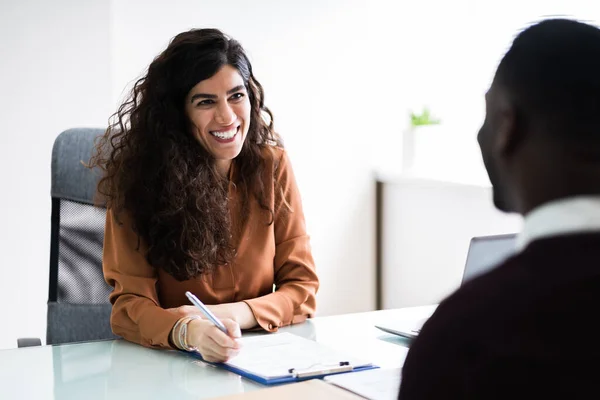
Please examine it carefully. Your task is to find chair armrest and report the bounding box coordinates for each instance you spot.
[17,337,42,348]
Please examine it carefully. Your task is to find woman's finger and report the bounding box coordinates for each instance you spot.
[205,334,240,359]
[199,343,239,363]
[206,326,240,349]
[221,319,242,339]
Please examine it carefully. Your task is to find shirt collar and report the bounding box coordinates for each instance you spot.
[516,195,600,251]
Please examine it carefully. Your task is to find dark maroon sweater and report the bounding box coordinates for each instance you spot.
[398,233,600,400]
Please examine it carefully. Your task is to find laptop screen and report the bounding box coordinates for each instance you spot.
[461,234,518,284]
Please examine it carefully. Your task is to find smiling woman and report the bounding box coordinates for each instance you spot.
[88,29,318,363]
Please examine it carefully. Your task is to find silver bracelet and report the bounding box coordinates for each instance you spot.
[180,315,201,352]
[171,317,187,350]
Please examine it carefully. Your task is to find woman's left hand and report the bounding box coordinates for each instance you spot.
[208,302,258,330]
[172,302,258,330]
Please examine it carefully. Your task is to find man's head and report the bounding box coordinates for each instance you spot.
[478,18,600,215]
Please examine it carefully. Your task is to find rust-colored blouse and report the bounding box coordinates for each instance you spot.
[102,147,319,349]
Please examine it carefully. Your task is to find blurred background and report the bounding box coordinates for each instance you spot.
[1,0,598,349]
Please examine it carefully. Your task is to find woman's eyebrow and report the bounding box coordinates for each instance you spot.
[190,85,246,103]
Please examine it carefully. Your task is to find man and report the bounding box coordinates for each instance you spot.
[399,18,600,399]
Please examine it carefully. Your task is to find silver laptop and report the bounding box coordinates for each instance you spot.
[375,233,517,339]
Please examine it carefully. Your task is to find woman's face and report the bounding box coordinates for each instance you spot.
[185,65,251,167]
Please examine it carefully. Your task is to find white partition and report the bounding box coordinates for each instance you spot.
[380,176,522,309]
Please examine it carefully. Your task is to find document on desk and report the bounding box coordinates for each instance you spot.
[210,332,376,385]
[324,367,402,400]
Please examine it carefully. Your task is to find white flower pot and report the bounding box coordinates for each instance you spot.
[402,124,444,175]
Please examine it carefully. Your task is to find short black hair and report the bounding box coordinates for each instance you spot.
[495,18,600,138]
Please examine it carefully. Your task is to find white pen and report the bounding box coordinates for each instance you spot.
[185,291,229,334]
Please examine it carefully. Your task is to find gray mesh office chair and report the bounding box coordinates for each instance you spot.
[18,128,117,347]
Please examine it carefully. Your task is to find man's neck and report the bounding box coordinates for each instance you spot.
[517,163,600,216]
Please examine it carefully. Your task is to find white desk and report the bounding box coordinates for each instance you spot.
[0,306,435,400]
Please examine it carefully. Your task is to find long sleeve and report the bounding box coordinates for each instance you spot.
[244,150,319,331]
[103,209,182,349]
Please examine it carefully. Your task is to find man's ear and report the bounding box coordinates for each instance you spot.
[493,93,523,157]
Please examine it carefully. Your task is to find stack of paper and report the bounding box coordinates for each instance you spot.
[325,367,402,400]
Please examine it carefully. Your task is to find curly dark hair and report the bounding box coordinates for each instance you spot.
[89,28,282,281]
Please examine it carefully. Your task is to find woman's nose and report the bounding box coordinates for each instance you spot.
[215,102,236,125]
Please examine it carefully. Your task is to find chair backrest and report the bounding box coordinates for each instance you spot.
[48,128,117,345]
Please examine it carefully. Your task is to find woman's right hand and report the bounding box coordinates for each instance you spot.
[187,318,242,363]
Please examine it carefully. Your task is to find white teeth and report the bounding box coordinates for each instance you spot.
[210,128,237,139]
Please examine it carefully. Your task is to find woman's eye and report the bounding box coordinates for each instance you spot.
[197,99,214,106]
[230,93,245,101]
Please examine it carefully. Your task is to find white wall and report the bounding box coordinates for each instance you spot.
[2,0,600,350]
[0,0,112,349]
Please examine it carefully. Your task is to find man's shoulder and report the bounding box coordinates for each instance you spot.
[398,258,531,398]
[400,236,600,399]
[423,254,533,334]
[423,233,600,334]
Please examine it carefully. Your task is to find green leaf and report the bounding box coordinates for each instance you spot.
[409,107,441,127]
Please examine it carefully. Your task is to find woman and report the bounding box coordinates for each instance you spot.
[90,28,319,362]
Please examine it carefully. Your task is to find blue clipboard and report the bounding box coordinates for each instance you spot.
[190,352,379,385]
